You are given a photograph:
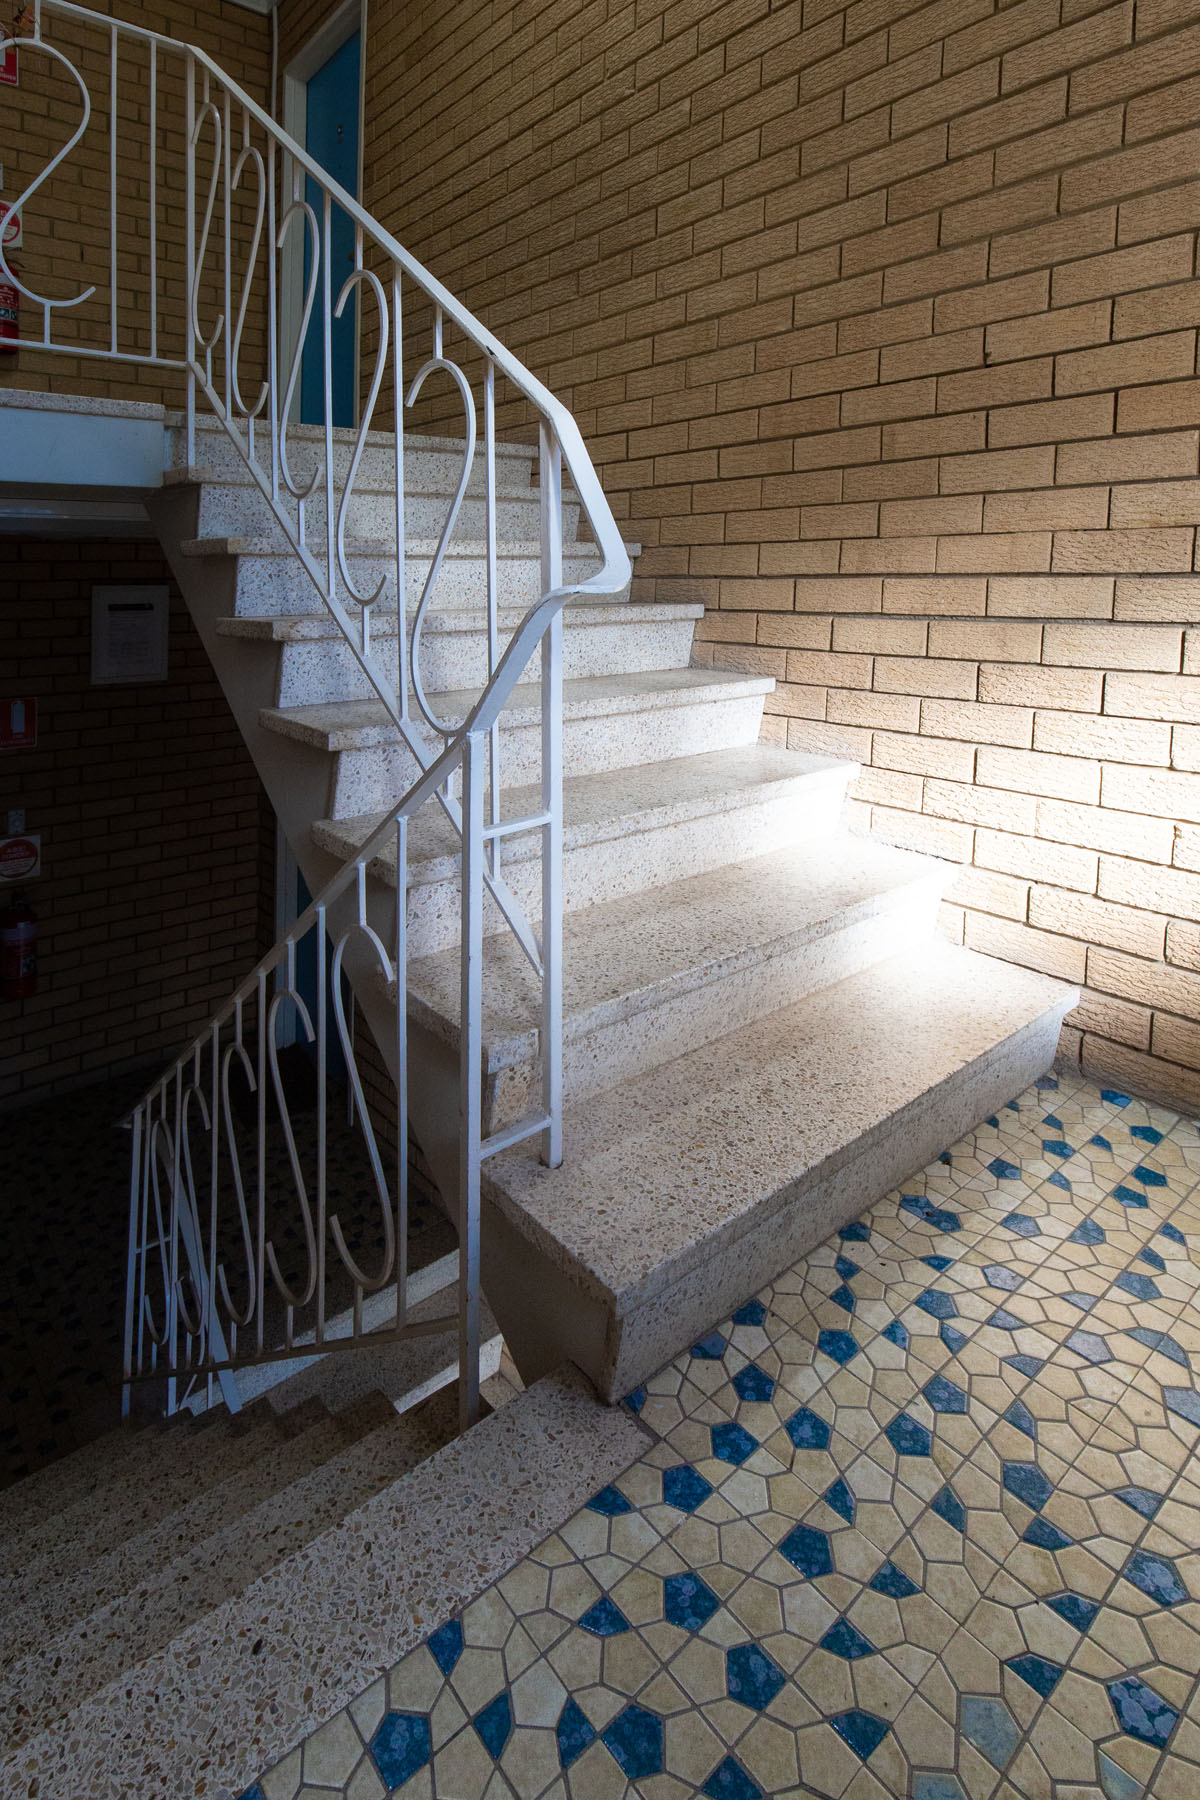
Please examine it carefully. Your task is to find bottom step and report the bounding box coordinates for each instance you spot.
[481,942,1077,1401]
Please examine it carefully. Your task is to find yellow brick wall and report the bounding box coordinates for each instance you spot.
[355,0,1200,1113]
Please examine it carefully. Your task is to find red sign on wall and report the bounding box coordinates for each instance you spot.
[0,42,16,87]
[0,697,36,748]
[0,202,20,252]
[0,834,40,881]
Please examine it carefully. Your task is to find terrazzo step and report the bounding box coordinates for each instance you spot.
[218,599,703,706]
[0,1392,327,1570]
[261,668,775,818]
[2,1390,394,1661]
[398,836,949,1137]
[480,940,1078,1402]
[0,1366,647,1799]
[180,533,634,616]
[315,743,856,958]
[2,1387,463,1753]
[167,420,539,494]
[185,471,583,545]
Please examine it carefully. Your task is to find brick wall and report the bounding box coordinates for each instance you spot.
[1,538,266,1110]
[356,0,1200,1112]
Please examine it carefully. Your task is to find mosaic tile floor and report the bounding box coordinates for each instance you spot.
[248,1072,1200,1800]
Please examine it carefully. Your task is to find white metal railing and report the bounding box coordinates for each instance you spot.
[1,0,630,1425]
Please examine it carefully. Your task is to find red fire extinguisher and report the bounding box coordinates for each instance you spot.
[1,889,37,998]
[0,259,18,350]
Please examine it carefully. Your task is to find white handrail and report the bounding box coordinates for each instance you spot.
[1,0,630,1426]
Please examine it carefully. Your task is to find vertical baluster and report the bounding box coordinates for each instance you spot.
[122,1107,143,1418]
[167,1070,184,1413]
[315,905,327,1348]
[108,24,118,354]
[539,422,564,1170]
[208,1024,220,1371]
[255,973,267,1356]
[267,137,279,503]
[484,358,500,876]
[395,814,408,1332]
[222,85,233,420]
[185,54,197,464]
[148,43,157,363]
[323,191,335,607]
[138,1099,153,1381]
[459,735,483,1428]
[392,265,407,717]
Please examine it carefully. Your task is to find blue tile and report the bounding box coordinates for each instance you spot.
[1163,1386,1200,1428]
[726,1643,786,1711]
[1007,1652,1063,1697]
[1129,1327,1188,1367]
[1024,1516,1072,1551]
[818,1328,860,1365]
[426,1618,463,1676]
[664,1571,720,1632]
[712,1421,758,1465]
[732,1362,775,1404]
[1101,1088,1130,1105]
[1037,1075,1060,1091]
[829,1283,856,1314]
[1113,1185,1149,1208]
[901,1194,961,1233]
[830,1709,889,1761]
[702,1756,763,1800]
[840,1221,870,1242]
[601,1704,664,1779]
[869,1559,920,1598]
[237,1788,265,1800]
[1160,1221,1187,1247]
[989,1307,1023,1331]
[1132,1125,1164,1145]
[824,1476,856,1523]
[556,1697,596,1770]
[1003,1462,1052,1510]
[1066,1329,1112,1364]
[885,1412,932,1456]
[1004,1352,1045,1377]
[961,1696,1020,1770]
[1005,1399,1037,1441]
[836,1254,861,1280]
[989,1157,1021,1181]
[932,1484,966,1532]
[784,1405,831,1451]
[922,1254,954,1271]
[1043,1112,1064,1130]
[692,1331,728,1360]
[623,1386,647,1414]
[1069,1220,1106,1246]
[1048,1169,1072,1191]
[473,1691,513,1759]
[586,1485,633,1518]
[883,1318,909,1349]
[1002,1212,1042,1237]
[1107,1675,1178,1748]
[1042,1139,1074,1159]
[1133,1163,1167,1188]
[663,1464,714,1512]
[1047,1591,1099,1632]
[370,1713,432,1788]
[1123,1549,1188,1607]
[1063,1290,1096,1312]
[912,1779,968,1800]
[940,1321,968,1353]
[732,1298,767,1327]
[1114,1270,1160,1301]
[579,1596,631,1637]
[1089,1133,1113,1152]
[1098,1752,1143,1800]
[914,1287,957,1319]
[1138,1247,1166,1272]
[820,1618,877,1660]
[925,1374,968,1414]
[984,1264,1022,1290]
[780,1523,834,1579]
[1115,1484,1163,1518]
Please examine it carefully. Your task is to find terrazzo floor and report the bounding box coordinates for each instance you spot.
[245,1071,1200,1800]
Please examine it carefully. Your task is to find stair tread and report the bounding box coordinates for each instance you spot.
[262,666,775,749]
[2,1390,461,1752]
[314,743,853,883]
[403,835,948,1063]
[481,941,1076,1310]
[217,599,699,640]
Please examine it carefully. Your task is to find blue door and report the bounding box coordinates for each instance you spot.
[300,32,361,427]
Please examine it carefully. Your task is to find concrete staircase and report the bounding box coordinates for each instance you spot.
[147,415,1078,1409]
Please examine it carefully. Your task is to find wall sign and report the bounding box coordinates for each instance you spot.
[0,696,35,747]
[91,585,170,685]
[0,201,20,250]
[0,833,40,881]
[0,43,16,88]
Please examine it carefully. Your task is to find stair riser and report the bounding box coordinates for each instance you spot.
[398,775,852,958]
[227,550,618,617]
[169,428,538,493]
[274,616,697,706]
[481,887,943,1136]
[324,691,769,818]
[193,480,581,544]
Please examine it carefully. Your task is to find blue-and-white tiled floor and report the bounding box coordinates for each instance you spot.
[246,1073,1200,1799]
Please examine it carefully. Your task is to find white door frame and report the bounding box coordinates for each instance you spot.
[278,0,368,425]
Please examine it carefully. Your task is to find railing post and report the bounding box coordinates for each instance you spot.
[539,423,564,1170]
[122,1108,143,1419]
[185,51,197,465]
[458,733,484,1429]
